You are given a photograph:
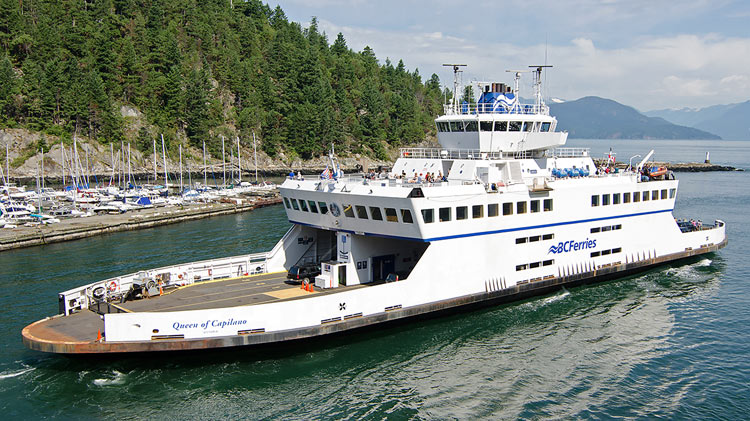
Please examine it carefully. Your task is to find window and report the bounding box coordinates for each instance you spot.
[456,206,468,220]
[544,199,553,212]
[437,122,449,132]
[661,189,668,200]
[283,197,291,209]
[613,193,621,205]
[643,191,649,201]
[529,235,540,242]
[480,121,493,132]
[495,121,507,131]
[602,226,611,232]
[530,200,540,213]
[308,200,319,213]
[300,200,309,212]
[516,237,527,244]
[401,209,414,223]
[591,227,601,233]
[602,194,610,206]
[318,202,328,214]
[602,249,611,256]
[449,121,463,132]
[529,261,540,268]
[472,205,484,219]
[291,198,299,210]
[503,203,513,215]
[592,195,600,207]
[669,188,676,199]
[355,205,368,219]
[439,207,451,222]
[421,209,434,223]
[370,207,383,221]
[591,251,601,257]
[543,259,554,266]
[385,208,398,222]
[488,203,499,217]
[623,192,631,203]
[542,234,554,240]
[517,201,527,214]
[613,247,622,253]
[464,121,478,132]
[516,264,528,271]
[652,190,659,200]
[633,192,641,202]
[540,122,551,132]
[614,224,622,230]
[522,122,533,132]
[509,121,522,131]
[343,204,355,217]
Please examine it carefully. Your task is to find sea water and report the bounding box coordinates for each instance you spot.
[0,139,748,419]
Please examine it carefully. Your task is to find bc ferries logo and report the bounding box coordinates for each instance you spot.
[548,238,597,254]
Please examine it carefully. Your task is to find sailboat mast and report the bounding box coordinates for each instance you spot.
[236,136,241,183]
[60,142,66,187]
[110,143,114,186]
[253,131,258,182]
[41,146,45,190]
[161,134,167,189]
[127,142,132,187]
[203,140,207,187]
[179,144,183,192]
[221,135,225,187]
[153,138,157,184]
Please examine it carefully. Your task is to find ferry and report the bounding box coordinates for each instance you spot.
[22,66,727,354]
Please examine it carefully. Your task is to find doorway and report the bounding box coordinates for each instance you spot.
[371,254,395,282]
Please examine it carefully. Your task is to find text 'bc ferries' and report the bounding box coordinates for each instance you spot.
[23,66,727,354]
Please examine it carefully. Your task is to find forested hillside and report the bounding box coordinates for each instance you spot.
[0,0,445,161]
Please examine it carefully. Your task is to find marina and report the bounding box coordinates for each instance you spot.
[22,67,727,355]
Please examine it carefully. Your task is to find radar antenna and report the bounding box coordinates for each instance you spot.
[529,65,553,112]
[443,64,467,114]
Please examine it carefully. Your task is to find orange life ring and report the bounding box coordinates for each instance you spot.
[108,281,118,292]
[208,268,212,276]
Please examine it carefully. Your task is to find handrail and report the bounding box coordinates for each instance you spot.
[444,103,549,116]
[400,148,535,160]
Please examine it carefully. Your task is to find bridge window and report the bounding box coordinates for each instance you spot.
[488,203,499,217]
[544,199,553,211]
[472,205,484,218]
[437,122,449,132]
[464,121,478,132]
[517,201,527,214]
[591,195,599,207]
[530,200,540,213]
[509,121,521,131]
[355,205,368,219]
[439,207,451,222]
[343,204,354,217]
[495,121,507,131]
[669,188,676,198]
[384,208,398,222]
[623,192,631,203]
[308,200,319,213]
[290,198,299,210]
[300,200,309,212]
[540,122,551,132]
[283,197,291,209]
[503,202,513,215]
[318,202,328,214]
[449,121,463,132]
[401,209,414,223]
[370,206,383,221]
[522,122,532,132]
[456,206,468,220]
[480,121,493,131]
[421,209,434,223]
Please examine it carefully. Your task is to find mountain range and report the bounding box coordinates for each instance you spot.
[645,101,750,140]
[548,97,721,140]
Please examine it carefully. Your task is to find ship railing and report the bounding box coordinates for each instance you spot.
[549,148,590,158]
[400,148,534,160]
[58,250,272,315]
[444,103,549,116]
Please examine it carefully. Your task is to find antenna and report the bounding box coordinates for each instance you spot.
[443,64,467,113]
[505,69,533,96]
[529,65,553,112]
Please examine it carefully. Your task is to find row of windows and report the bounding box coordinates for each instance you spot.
[591,247,622,258]
[285,197,329,214]
[516,259,555,271]
[590,224,622,233]
[591,189,676,207]
[436,120,552,133]
[284,197,417,224]
[423,199,553,223]
[516,233,555,244]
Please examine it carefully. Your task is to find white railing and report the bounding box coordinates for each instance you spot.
[444,102,549,116]
[400,148,534,160]
[549,148,590,158]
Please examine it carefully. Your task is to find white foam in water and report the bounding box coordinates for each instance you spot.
[0,366,35,380]
[696,258,712,267]
[93,370,126,386]
[543,289,571,305]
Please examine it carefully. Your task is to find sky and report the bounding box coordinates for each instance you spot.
[273,0,750,111]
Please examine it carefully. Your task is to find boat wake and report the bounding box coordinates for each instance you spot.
[93,370,126,386]
[0,365,35,380]
[542,289,571,305]
[667,259,713,279]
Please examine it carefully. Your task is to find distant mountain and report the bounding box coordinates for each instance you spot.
[646,101,750,140]
[549,96,721,140]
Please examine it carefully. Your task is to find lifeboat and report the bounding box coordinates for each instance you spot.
[648,166,668,178]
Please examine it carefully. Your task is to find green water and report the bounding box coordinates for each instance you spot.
[1,140,749,419]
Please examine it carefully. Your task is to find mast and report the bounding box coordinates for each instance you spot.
[40,145,44,190]
[5,142,9,186]
[229,144,233,184]
[236,136,241,183]
[84,144,89,187]
[60,141,66,187]
[73,135,79,190]
[153,138,157,184]
[179,144,183,193]
[127,142,132,187]
[202,140,207,187]
[221,135,225,187]
[253,131,258,182]
[161,134,167,190]
[110,143,114,186]
[442,63,466,113]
